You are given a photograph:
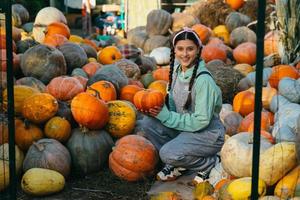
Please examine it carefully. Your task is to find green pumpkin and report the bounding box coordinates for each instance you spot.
[66,128,114,176]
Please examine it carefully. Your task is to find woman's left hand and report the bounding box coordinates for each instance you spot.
[148,106,163,117]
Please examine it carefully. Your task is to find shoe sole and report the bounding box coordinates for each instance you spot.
[156,175,178,182]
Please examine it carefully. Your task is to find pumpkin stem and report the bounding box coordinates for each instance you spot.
[24,119,31,129]
[33,142,45,152]
[79,124,89,133]
[87,86,101,99]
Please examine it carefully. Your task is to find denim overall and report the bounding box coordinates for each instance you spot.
[135,68,225,173]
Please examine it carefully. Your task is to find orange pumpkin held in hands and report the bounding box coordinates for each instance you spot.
[98,46,122,65]
[148,80,168,97]
[133,89,165,112]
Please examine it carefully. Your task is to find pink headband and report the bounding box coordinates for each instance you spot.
[172,27,202,47]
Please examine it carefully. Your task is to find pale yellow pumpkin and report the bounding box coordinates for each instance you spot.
[21,168,65,196]
[274,165,300,199]
[0,160,10,191]
[105,100,136,138]
[255,142,297,186]
[226,177,267,199]
[221,132,272,178]
[0,143,24,175]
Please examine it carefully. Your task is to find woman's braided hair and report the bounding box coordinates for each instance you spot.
[165,28,203,110]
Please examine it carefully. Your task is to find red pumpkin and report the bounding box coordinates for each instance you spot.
[233,42,256,65]
[82,62,102,77]
[133,89,165,111]
[269,65,299,89]
[46,76,84,101]
[238,111,271,132]
[264,31,279,56]
[201,44,227,63]
[86,80,117,102]
[120,85,143,103]
[109,135,158,181]
[71,92,109,130]
[43,34,68,47]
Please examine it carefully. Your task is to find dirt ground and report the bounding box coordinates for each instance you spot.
[16,166,154,200]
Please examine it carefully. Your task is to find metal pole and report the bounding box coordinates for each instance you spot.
[251,0,266,199]
[4,0,17,199]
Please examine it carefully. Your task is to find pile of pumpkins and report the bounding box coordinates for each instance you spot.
[0,0,300,199]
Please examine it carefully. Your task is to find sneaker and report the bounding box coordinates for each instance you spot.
[156,164,187,181]
[192,170,210,185]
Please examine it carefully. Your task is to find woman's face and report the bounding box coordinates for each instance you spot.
[174,39,199,70]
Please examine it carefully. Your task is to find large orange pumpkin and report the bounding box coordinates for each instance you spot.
[233,90,255,117]
[86,80,117,102]
[15,118,44,151]
[46,76,84,101]
[109,135,158,181]
[201,44,227,63]
[191,24,211,44]
[148,80,168,97]
[133,89,165,112]
[98,46,122,65]
[233,42,256,65]
[2,85,40,115]
[45,22,70,39]
[226,0,245,10]
[22,93,59,124]
[152,66,170,82]
[70,92,109,130]
[268,65,299,89]
[120,84,143,103]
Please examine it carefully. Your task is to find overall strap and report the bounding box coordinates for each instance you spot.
[196,71,212,78]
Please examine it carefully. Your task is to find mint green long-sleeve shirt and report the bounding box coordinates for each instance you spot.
[155,61,223,132]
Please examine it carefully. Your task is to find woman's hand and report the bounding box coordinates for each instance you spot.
[148,106,163,117]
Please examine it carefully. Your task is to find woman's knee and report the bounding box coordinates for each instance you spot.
[159,144,185,166]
